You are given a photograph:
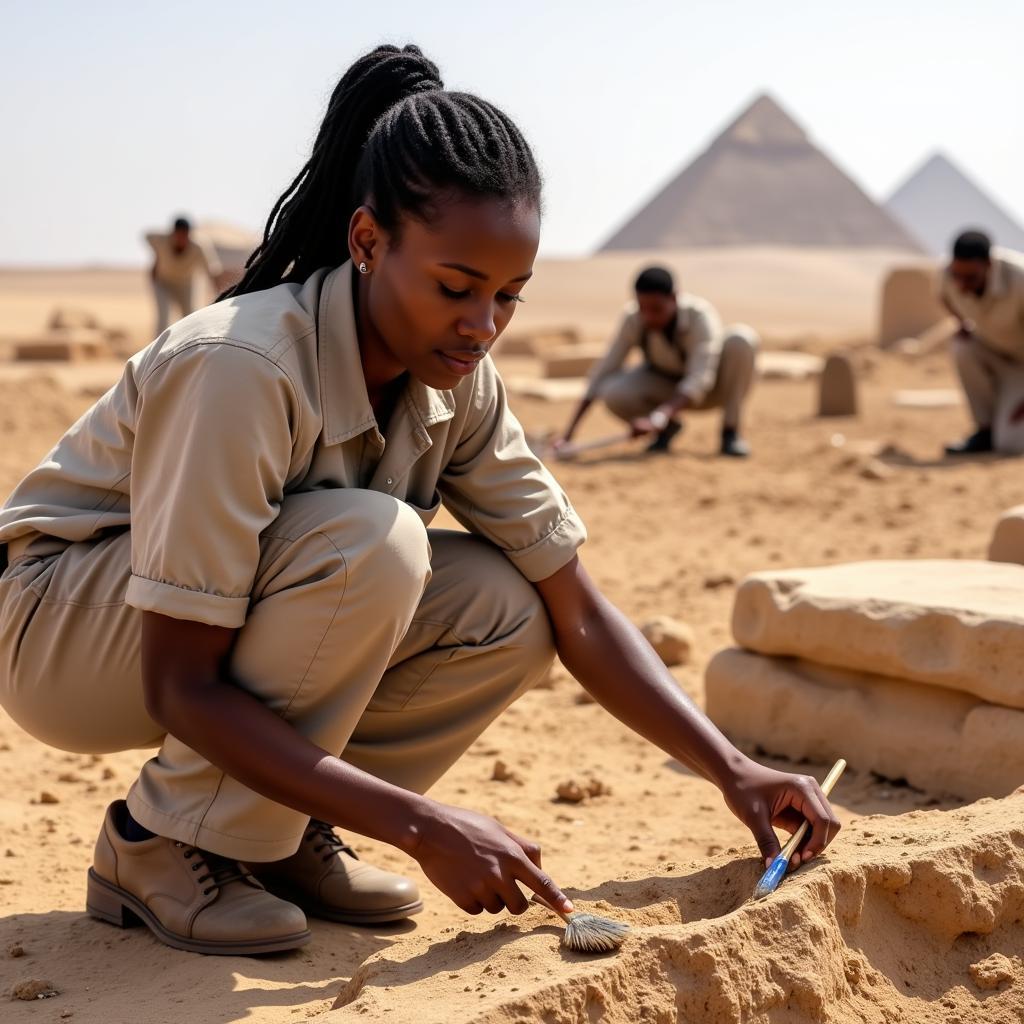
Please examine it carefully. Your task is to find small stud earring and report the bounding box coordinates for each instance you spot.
[358,261,369,275]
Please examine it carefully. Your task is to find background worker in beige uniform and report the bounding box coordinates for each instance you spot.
[556,266,758,457]
[942,230,1024,455]
[0,45,838,958]
[145,215,222,335]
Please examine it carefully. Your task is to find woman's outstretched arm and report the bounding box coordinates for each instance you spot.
[534,556,841,868]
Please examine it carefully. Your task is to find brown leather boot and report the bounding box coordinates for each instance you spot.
[251,820,423,925]
[86,801,311,955]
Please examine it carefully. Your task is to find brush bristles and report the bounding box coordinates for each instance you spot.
[562,912,630,953]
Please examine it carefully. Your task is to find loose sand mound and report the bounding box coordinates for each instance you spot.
[333,794,1024,1023]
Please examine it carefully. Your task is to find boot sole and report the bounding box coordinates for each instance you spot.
[86,868,312,955]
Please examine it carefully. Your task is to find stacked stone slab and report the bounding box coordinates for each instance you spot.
[990,505,1024,565]
[705,559,1024,799]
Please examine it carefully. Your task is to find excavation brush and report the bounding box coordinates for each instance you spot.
[752,757,846,901]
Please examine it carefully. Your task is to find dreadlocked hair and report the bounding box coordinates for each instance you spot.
[224,44,542,298]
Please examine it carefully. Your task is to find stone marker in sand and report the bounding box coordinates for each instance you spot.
[13,327,112,363]
[47,307,99,331]
[334,793,1024,1023]
[640,616,694,666]
[757,350,824,381]
[817,352,857,416]
[732,559,1024,707]
[989,505,1024,566]
[541,343,607,380]
[497,326,580,357]
[706,648,1024,799]
[878,265,946,347]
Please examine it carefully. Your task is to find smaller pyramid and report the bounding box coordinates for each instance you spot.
[600,94,921,252]
[885,153,1024,257]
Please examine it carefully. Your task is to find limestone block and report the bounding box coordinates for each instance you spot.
[13,327,112,362]
[541,343,607,379]
[757,350,824,380]
[706,647,1024,800]
[47,306,98,331]
[891,388,961,409]
[989,505,1024,566]
[817,353,857,416]
[732,559,1024,708]
[878,265,946,348]
[498,326,580,357]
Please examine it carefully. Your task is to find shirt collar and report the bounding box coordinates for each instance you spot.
[316,261,455,445]
[987,256,1009,299]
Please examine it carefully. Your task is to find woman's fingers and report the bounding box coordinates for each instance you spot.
[787,777,841,866]
[510,854,574,915]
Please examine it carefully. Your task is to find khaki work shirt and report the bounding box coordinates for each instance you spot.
[585,294,723,403]
[145,232,222,287]
[941,247,1024,360]
[0,262,586,628]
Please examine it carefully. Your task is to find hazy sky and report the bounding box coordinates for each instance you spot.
[2,1,1022,264]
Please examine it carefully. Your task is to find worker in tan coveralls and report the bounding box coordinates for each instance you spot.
[0,45,837,960]
[145,215,223,334]
[942,230,1024,456]
[556,266,758,457]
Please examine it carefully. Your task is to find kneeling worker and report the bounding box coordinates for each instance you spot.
[556,266,757,457]
[942,230,1024,455]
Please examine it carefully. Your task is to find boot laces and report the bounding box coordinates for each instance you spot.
[307,820,358,863]
[176,842,253,896]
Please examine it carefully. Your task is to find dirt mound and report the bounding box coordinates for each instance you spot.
[332,794,1024,1023]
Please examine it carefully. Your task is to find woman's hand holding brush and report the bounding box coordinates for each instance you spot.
[407,801,574,918]
[720,757,843,870]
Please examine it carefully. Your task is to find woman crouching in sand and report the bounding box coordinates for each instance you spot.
[0,44,840,955]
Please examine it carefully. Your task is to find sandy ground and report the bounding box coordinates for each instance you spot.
[1,255,1023,1022]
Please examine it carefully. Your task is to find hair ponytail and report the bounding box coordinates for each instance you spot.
[225,43,541,299]
[225,45,442,297]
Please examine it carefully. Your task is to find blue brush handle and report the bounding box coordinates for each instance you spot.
[754,854,789,898]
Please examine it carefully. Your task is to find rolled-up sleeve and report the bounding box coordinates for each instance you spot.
[440,358,586,581]
[125,343,297,627]
[675,302,723,404]
[584,311,641,400]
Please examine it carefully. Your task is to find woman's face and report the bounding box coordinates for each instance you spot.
[352,195,540,390]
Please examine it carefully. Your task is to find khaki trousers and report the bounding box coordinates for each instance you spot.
[152,278,195,335]
[953,338,1024,447]
[0,490,554,861]
[597,327,758,430]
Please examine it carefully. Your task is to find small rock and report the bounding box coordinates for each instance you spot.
[640,616,694,667]
[859,458,893,481]
[491,760,522,785]
[969,953,1018,991]
[703,574,735,591]
[7,943,25,958]
[60,1012,74,1019]
[38,792,59,805]
[555,781,587,804]
[56,772,81,784]
[11,979,59,1000]
[585,778,611,798]
[101,768,116,781]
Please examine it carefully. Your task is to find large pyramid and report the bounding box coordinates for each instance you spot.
[600,94,921,252]
[885,153,1024,257]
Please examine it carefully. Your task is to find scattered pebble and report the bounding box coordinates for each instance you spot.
[37,791,59,805]
[491,760,522,785]
[969,953,1018,991]
[101,768,116,781]
[7,942,25,958]
[640,616,694,667]
[703,573,735,590]
[10,979,59,1000]
[555,778,610,803]
[57,772,81,783]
